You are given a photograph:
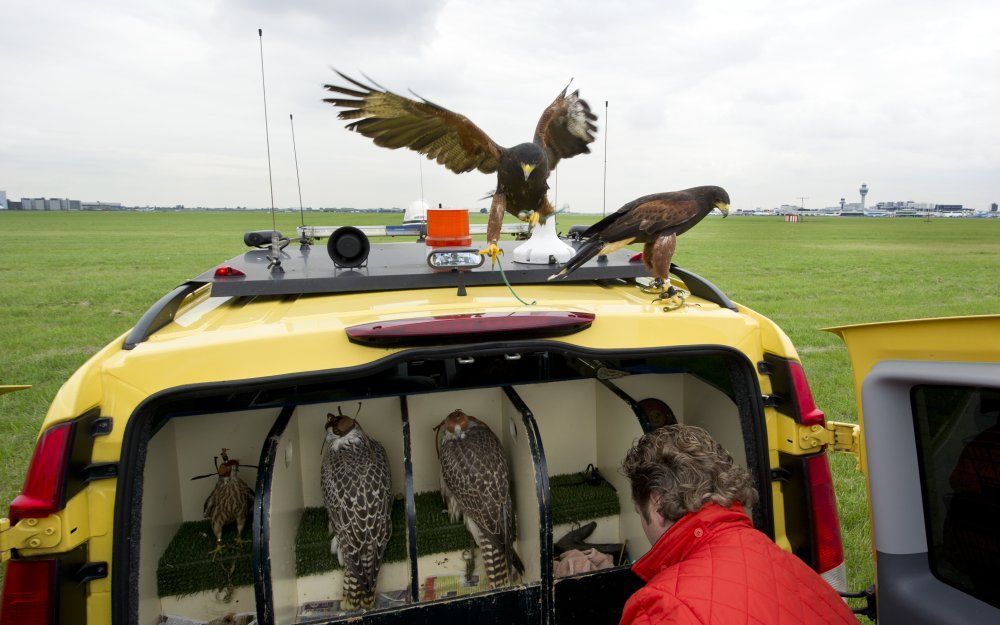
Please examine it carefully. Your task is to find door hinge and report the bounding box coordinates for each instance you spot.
[797,421,860,455]
[0,515,62,563]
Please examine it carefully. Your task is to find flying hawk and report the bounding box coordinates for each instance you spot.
[321,411,393,611]
[550,186,730,299]
[323,73,597,263]
[435,409,523,588]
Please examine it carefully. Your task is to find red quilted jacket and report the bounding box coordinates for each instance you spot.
[620,503,857,625]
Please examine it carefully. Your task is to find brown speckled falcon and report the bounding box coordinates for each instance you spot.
[550,186,730,300]
[321,412,393,611]
[323,73,597,265]
[435,409,523,588]
[200,449,255,560]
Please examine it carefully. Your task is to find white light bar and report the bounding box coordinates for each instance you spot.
[297,223,528,239]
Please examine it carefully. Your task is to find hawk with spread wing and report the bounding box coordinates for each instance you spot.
[550,186,730,299]
[324,73,597,263]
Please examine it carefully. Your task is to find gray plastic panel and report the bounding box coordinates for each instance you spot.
[876,552,998,624]
[861,360,1000,555]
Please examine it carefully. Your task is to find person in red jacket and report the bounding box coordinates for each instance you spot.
[619,424,857,625]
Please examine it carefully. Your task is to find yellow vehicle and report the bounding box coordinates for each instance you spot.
[1,226,994,625]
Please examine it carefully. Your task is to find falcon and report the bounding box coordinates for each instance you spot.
[196,448,255,560]
[550,186,730,300]
[321,411,393,611]
[435,409,523,588]
[324,72,597,264]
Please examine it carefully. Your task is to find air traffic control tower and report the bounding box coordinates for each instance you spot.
[859,183,869,209]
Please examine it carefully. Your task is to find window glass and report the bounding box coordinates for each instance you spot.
[911,385,1000,608]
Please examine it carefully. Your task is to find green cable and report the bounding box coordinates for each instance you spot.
[494,254,536,306]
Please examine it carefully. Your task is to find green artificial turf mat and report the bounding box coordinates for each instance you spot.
[157,520,253,597]
[157,472,620,595]
[549,472,621,526]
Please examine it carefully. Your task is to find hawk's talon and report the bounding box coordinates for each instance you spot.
[528,211,540,228]
[208,542,225,561]
[479,243,503,268]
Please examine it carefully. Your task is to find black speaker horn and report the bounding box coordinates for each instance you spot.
[327,226,370,268]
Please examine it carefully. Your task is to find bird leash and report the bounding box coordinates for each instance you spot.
[494,254,536,306]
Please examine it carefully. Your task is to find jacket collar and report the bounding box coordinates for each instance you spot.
[631,502,752,582]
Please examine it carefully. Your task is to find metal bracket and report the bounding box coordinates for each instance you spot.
[75,561,109,584]
[1,515,62,562]
[90,417,113,437]
[83,462,119,483]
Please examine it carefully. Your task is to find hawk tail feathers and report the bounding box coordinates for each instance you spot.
[342,567,377,611]
[549,238,603,281]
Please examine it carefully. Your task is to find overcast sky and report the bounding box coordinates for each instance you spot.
[1,0,998,212]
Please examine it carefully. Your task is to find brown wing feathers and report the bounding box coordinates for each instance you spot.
[324,71,502,175]
[534,82,598,170]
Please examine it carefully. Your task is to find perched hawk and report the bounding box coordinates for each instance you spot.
[321,412,393,611]
[550,186,730,299]
[435,409,523,588]
[199,448,255,560]
[324,73,597,263]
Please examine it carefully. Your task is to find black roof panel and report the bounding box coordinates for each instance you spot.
[197,241,647,297]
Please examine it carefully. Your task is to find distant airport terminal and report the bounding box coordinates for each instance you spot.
[1,186,997,218]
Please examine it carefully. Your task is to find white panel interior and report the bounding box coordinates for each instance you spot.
[407,388,503,493]
[269,411,304,624]
[296,397,406,507]
[138,420,182,625]
[140,369,748,620]
[595,383,650,561]
[502,392,541,584]
[140,408,275,623]
[173,409,277,522]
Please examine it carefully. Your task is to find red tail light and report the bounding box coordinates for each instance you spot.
[803,452,846,576]
[8,421,75,523]
[788,360,825,425]
[0,559,57,625]
[214,265,246,277]
[346,311,595,346]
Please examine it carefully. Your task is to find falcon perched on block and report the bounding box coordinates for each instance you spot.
[324,73,597,264]
[321,411,393,611]
[550,186,730,302]
[197,449,255,560]
[435,409,523,588]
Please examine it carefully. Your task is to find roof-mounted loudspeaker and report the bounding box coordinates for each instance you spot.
[327,226,370,268]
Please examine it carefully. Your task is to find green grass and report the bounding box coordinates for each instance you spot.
[1,211,998,604]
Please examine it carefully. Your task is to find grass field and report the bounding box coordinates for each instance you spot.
[1,210,998,606]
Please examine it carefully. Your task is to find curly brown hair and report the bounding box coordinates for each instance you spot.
[621,424,757,522]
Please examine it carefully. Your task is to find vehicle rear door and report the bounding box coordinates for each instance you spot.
[831,315,1000,624]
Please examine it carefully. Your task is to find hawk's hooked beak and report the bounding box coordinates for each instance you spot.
[715,202,730,218]
[521,163,535,181]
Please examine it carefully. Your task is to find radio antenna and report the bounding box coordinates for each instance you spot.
[418,154,425,206]
[289,113,309,247]
[257,28,282,271]
[602,100,608,217]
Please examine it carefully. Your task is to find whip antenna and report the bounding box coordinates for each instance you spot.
[602,100,608,217]
[418,154,425,205]
[257,28,281,271]
[289,113,309,247]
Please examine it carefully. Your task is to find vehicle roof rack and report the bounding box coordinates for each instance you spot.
[123,241,738,349]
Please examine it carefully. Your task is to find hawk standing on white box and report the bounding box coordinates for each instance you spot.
[435,409,524,588]
[321,411,393,611]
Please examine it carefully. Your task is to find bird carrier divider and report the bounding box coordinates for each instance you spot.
[129,346,770,625]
